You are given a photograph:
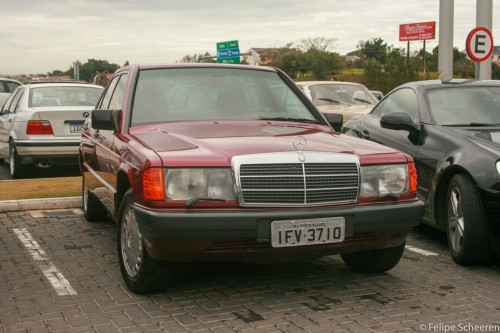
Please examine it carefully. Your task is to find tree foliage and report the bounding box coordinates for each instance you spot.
[67,59,120,82]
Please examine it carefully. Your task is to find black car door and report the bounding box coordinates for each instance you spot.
[359,88,421,158]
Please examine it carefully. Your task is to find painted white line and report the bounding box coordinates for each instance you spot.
[405,245,439,256]
[13,228,77,296]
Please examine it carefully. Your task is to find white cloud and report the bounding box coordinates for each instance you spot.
[0,0,497,74]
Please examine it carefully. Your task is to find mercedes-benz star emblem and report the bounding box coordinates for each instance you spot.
[293,136,307,152]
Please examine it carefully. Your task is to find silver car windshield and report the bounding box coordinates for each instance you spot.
[131,68,317,125]
[427,87,500,126]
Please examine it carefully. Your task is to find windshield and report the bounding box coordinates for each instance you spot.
[307,83,378,106]
[131,68,318,125]
[427,86,500,126]
[30,86,102,107]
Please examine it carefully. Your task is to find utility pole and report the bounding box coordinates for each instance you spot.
[438,0,454,81]
[476,0,493,80]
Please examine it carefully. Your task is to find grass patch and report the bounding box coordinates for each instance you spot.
[0,177,81,201]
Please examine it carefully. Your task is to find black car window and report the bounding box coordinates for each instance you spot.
[99,75,121,109]
[379,88,418,121]
[1,88,21,114]
[427,87,500,125]
[6,81,21,93]
[108,73,129,110]
[10,88,24,113]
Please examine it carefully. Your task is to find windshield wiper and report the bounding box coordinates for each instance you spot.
[318,97,351,106]
[352,98,372,104]
[258,116,321,124]
[186,197,226,208]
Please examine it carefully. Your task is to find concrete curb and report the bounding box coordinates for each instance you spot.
[0,196,82,213]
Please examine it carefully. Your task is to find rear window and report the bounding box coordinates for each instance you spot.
[30,86,103,107]
[131,67,315,125]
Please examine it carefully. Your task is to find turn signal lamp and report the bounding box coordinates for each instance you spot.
[408,162,418,193]
[143,168,165,201]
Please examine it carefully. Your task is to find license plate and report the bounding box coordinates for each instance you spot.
[271,217,345,248]
[70,122,84,133]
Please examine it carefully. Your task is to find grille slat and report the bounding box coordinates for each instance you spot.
[238,159,359,206]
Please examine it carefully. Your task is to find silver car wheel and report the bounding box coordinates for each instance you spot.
[120,205,143,278]
[447,186,464,253]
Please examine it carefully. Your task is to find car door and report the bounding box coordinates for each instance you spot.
[0,88,23,158]
[83,73,128,213]
[358,88,421,157]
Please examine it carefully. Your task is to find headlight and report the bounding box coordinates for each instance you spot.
[360,164,410,197]
[166,168,236,201]
[497,161,500,176]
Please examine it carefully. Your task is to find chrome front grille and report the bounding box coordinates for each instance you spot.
[232,153,360,207]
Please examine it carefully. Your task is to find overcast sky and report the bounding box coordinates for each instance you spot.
[0,0,498,75]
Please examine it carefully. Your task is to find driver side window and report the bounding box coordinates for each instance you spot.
[376,88,419,121]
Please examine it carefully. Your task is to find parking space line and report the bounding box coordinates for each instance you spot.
[12,228,77,296]
[405,245,439,256]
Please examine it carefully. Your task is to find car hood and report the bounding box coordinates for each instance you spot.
[130,121,403,167]
[454,127,500,155]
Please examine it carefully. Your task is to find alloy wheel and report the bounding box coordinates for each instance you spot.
[447,186,465,253]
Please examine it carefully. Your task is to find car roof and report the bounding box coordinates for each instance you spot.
[24,81,103,88]
[117,63,278,73]
[397,79,500,91]
[296,81,367,87]
[0,78,22,84]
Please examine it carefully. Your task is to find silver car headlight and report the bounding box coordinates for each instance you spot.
[360,164,409,197]
[166,168,236,201]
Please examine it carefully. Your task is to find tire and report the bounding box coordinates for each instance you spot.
[82,176,108,222]
[341,241,406,273]
[118,190,171,294]
[446,174,494,265]
[9,143,24,179]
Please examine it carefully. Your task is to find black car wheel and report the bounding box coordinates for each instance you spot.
[82,176,108,222]
[340,241,406,273]
[118,190,171,294]
[9,143,24,179]
[446,174,494,265]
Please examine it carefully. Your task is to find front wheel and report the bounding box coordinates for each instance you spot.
[118,190,171,294]
[341,241,406,273]
[446,174,494,265]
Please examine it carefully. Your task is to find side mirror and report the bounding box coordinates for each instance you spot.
[323,113,343,132]
[380,112,418,132]
[91,109,121,132]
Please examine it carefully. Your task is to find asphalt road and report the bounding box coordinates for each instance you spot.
[0,208,499,333]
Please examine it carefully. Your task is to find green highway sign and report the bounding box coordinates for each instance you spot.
[217,40,240,64]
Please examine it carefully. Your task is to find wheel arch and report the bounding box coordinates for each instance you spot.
[115,170,132,218]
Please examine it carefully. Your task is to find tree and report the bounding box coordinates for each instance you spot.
[357,38,388,63]
[47,70,65,77]
[298,37,337,52]
[178,52,216,63]
[67,59,120,82]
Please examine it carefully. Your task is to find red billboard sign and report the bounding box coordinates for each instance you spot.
[399,21,436,41]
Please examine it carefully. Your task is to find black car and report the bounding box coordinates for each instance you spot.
[342,79,500,265]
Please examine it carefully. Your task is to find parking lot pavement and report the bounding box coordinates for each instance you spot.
[1,210,499,333]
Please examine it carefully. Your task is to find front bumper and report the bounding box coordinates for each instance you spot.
[134,200,425,261]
